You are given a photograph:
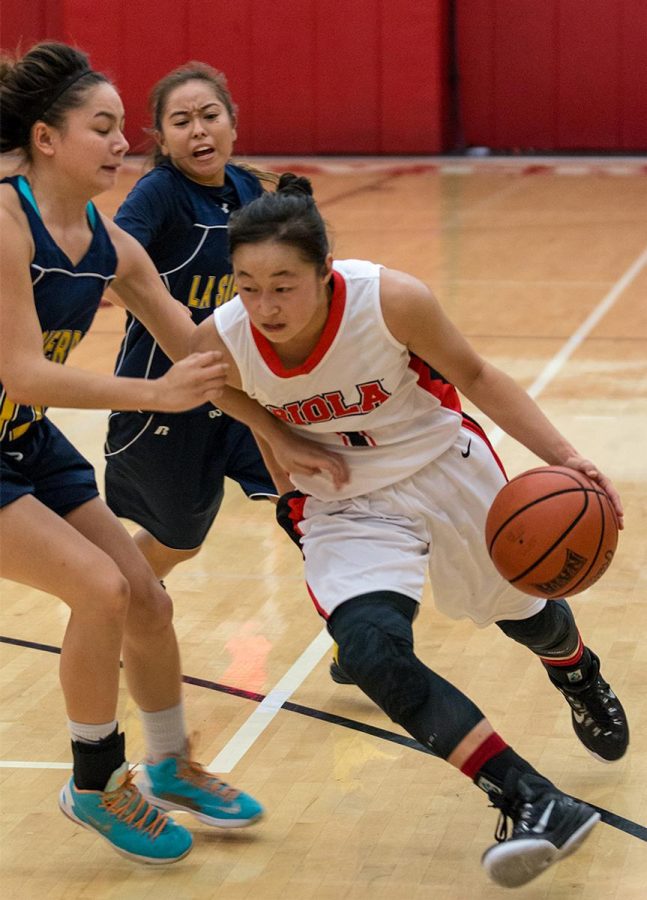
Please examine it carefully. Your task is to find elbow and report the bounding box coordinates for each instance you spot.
[2,382,33,407]
[1,365,41,406]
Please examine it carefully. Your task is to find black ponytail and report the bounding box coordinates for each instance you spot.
[228,172,329,269]
[0,42,108,157]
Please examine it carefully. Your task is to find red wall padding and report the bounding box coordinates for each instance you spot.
[1,0,449,154]
[456,0,647,150]
[4,1,645,152]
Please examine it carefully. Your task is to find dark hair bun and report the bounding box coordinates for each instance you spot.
[277,173,313,198]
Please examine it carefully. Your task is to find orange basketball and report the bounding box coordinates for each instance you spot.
[485,466,618,598]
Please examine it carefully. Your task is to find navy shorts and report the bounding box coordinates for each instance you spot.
[104,408,277,549]
[0,417,99,516]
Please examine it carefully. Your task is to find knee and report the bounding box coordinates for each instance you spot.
[82,566,131,625]
[125,575,174,636]
[329,593,428,724]
[497,598,576,653]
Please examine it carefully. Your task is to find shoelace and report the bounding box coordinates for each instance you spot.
[177,757,240,802]
[102,768,169,839]
[566,680,621,728]
[493,798,541,843]
[494,811,510,843]
[178,735,240,801]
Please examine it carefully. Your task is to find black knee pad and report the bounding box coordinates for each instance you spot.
[328,592,429,723]
[497,598,579,657]
[329,591,485,758]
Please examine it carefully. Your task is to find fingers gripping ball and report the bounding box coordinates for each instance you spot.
[485,466,618,598]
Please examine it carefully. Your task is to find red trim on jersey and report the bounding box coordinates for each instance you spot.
[408,354,462,412]
[250,270,347,378]
[540,634,584,667]
[306,582,329,619]
[462,413,507,477]
[460,732,508,780]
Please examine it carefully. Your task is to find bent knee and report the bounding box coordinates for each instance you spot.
[126,577,174,633]
[330,596,427,724]
[74,566,131,624]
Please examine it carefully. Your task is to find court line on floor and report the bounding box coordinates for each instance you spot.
[486,244,647,447]
[0,634,645,842]
[207,628,332,771]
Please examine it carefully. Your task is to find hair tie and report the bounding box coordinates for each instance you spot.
[26,67,94,131]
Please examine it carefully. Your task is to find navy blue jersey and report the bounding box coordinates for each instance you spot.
[113,162,263,397]
[0,175,117,442]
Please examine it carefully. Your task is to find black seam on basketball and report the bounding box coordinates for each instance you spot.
[555,489,610,594]
[507,492,591,584]
[487,487,605,554]
[508,469,594,489]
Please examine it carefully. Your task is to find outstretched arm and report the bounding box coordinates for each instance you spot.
[380,268,624,527]
[105,217,196,362]
[0,201,226,414]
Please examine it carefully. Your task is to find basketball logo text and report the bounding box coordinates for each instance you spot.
[531,548,587,595]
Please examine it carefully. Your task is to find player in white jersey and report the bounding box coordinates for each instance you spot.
[191,174,627,888]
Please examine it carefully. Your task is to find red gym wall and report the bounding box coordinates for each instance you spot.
[0,0,449,154]
[2,0,646,153]
[456,0,647,151]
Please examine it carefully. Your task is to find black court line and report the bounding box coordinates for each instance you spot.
[2,634,645,842]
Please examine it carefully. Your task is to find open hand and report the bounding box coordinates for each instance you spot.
[562,456,624,529]
[272,428,350,491]
[153,351,228,412]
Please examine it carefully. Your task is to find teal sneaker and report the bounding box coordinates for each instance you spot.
[59,762,193,864]
[140,754,264,828]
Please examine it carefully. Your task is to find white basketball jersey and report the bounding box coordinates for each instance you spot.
[214,258,463,500]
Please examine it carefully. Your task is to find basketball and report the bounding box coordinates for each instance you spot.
[485,466,618,598]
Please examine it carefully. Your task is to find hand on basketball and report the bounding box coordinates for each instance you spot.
[154,351,228,412]
[561,456,624,529]
[271,429,350,491]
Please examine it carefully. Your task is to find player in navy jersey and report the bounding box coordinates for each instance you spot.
[0,43,268,864]
[104,62,287,579]
[190,174,628,888]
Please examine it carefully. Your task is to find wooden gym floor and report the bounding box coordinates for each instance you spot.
[1,157,646,898]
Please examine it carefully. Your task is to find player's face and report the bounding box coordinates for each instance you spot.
[157,80,237,186]
[41,83,128,194]
[234,240,333,353]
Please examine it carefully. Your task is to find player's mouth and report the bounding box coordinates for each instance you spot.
[261,323,286,333]
[193,145,215,159]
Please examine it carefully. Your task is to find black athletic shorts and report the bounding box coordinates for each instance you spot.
[0,417,99,516]
[104,407,277,549]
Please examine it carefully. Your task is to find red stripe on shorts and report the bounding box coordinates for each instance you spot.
[461,413,507,477]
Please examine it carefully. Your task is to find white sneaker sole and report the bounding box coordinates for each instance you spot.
[482,810,600,888]
[140,787,264,829]
[58,782,192,865]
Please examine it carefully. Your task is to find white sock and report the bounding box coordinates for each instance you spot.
[68,719,118,744]
[139,702,187,761]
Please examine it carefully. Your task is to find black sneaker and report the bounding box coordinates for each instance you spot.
[482,770,600,888]
[329,642,355,685]
[549,652,629,762]
[330,658,355,685]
